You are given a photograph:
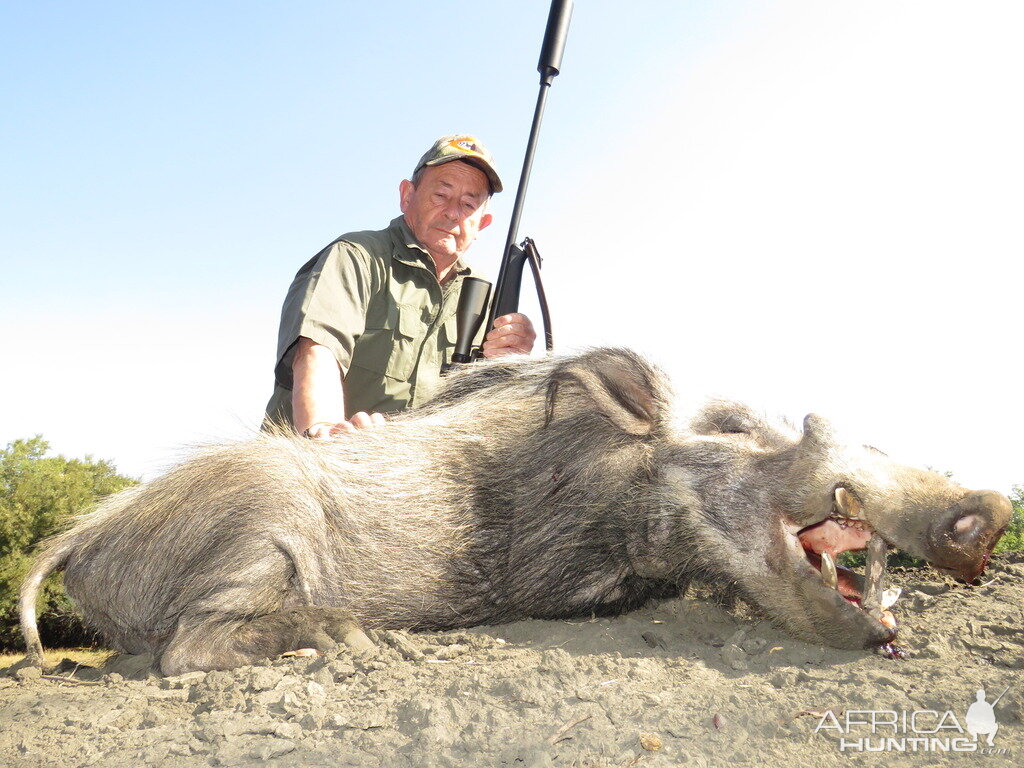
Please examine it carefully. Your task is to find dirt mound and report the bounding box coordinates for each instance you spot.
[2,554,1021,767]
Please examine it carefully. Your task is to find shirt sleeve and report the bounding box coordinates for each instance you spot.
[273,240,374,389]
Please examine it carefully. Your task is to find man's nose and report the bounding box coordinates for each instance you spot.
[442,200,462,221]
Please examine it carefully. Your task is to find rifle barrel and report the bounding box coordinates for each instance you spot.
[487,0,573,328]
[489,82,551,324]
[538,0,574,84]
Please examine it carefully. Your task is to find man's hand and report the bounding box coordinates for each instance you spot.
[303,412,387,439]
[293,337,389,438]
[481,313,536,358]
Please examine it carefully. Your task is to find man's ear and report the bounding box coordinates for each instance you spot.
[479,212,492,230]
[398,179,413,213]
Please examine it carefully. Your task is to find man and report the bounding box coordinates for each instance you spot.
[264,134,536,438]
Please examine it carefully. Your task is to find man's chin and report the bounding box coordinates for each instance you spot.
[425,240,460,262]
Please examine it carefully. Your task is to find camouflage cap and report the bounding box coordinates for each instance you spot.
[413,134,503,194]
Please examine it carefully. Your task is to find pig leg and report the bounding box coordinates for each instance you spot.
[159,606,373,675]
[157,540,372,674]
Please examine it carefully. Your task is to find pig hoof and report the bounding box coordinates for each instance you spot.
[342,628,375,653]
[280,648,319,658]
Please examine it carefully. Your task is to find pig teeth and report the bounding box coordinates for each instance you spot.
[880,588,902,610]
[820,552,839,590]
[828,513,873,533]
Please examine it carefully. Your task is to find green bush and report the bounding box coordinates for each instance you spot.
[994,485,1024,553]
[0,436,137,651]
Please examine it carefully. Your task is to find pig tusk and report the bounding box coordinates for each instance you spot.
[880,587,902,610]
[861,534,888,618]
[834,487,863,519]
[820,552,839,590]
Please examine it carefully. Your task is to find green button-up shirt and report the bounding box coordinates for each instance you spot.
[264,216,482,427]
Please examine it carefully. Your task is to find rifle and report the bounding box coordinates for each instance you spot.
[450,0,573,365]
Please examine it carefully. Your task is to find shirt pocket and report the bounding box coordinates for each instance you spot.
[351,302,419,382]
[387,303,421,381]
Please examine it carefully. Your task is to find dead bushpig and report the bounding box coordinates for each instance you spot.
[20,348,1011,673]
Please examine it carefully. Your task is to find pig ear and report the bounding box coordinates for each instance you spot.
[545,349,661,435]
[787,414,845,524]
[801,414,836,448]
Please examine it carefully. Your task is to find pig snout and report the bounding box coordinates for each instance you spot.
[928,490,1012,582]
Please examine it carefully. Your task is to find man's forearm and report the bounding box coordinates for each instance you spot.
[291,337,346,434]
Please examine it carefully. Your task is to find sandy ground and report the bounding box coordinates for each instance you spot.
[2,553,1021,768]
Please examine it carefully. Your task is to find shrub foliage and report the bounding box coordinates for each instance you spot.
[0,436,137,651]
[996,485,1024,553]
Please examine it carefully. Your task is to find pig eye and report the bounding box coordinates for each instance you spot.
[717,415,751,434]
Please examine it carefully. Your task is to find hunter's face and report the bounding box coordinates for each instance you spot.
[400,162,492,266]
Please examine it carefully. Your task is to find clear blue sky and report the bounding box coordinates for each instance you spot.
[2,1,1021,495]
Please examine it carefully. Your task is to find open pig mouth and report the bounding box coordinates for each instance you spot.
[786,488,906,655]
[795,517,900,626]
